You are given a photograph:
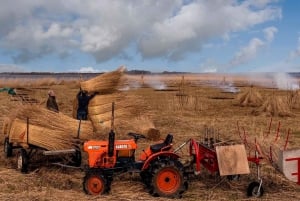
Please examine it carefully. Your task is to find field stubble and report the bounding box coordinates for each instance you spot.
[0,74,299,200]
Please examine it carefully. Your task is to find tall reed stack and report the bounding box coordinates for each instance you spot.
[76,66,156,138]
[88,93,146,134]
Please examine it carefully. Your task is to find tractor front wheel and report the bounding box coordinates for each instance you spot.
[151,159,187,198]
[17,149,28,173]
[83,172,108,195]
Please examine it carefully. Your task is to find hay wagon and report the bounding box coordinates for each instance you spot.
[3,117,82,173]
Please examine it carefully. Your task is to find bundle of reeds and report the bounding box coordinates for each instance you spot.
[8,105,95,150]
[88,93,145,131]
[9,118,75,150]
[128,116,160,141]
[80,66,126,93]
[236,86,263,107]
[252,96,294,117]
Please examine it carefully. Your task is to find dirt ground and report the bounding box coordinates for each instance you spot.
[0,74,299,201]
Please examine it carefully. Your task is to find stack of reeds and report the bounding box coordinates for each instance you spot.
[252,95,294,117]
[8,105,95,150]
[88,93,145,132]
[236,86,263,107]
[80,66,126,93]
[127,116,160,140]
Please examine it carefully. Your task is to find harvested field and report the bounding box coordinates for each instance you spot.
[0,73,300,201]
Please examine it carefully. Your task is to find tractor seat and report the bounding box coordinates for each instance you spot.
[150,134,173,153]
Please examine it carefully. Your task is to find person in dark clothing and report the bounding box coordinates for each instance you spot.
[76,89,97,120]
[46,90,59,112]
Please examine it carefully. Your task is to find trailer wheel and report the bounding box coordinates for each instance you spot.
[83,172,108,195]
[247,181,264,197]
[17,149,28,173]
[4,137,13,157]
[150,159,187,198]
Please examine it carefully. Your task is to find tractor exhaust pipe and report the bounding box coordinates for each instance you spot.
[108,102,115,157]
[108,130,115,157]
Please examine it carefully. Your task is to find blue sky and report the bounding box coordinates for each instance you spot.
[0,0,299,73]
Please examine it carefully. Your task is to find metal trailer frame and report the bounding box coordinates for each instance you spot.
[174,136,265,198]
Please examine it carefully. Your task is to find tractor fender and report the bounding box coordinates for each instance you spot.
[141,151,180,170]
[190,139,201,173]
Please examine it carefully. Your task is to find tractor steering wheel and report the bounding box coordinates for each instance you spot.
[128,132,146,142]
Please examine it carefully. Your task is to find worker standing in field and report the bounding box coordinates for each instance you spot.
[76,89,97,120]
[46,90,59,112]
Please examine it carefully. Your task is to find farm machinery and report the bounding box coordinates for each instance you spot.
[82,127,264,198]
[83,130,188,198]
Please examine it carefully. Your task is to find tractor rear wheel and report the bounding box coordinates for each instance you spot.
[17,149,28,173]
[150,159,187,198]
[4,137,13,158]
[83,172,108,195]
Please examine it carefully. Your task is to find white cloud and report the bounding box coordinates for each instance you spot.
[76,67,99,73]
[263,26,278,42]
[0,0,281,64]
[230,38,265,66]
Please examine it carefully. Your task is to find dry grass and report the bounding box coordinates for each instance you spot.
[0,73,300,200]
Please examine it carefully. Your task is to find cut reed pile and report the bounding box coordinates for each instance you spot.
[236,86,263,107]
[8,105,95,150]
[80,66,126,93]
[286,90,300,109]
[88,93,147,133]
[252,95,294,117]
[9,118,75,150]
[128,116,160,140]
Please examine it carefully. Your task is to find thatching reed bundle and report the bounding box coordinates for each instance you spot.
[9,118,75,150]
[88,93,145,132]
[8,105,95,150]
[252,95,294,117]
[128,116,160,141]
[80,66,126,93]
[286,90,300,109]
[236,86,263,107]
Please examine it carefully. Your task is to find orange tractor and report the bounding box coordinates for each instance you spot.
[83,130,188,198]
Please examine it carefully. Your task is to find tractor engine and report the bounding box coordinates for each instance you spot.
[83,134,137,169]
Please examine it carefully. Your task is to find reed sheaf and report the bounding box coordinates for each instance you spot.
[8,105,94,150]
[88,93,146,132]
[236,86,263,107]
[80,66,126,93]
[252,95,294,117]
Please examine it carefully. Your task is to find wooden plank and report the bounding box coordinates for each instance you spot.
[216,144,250,176]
